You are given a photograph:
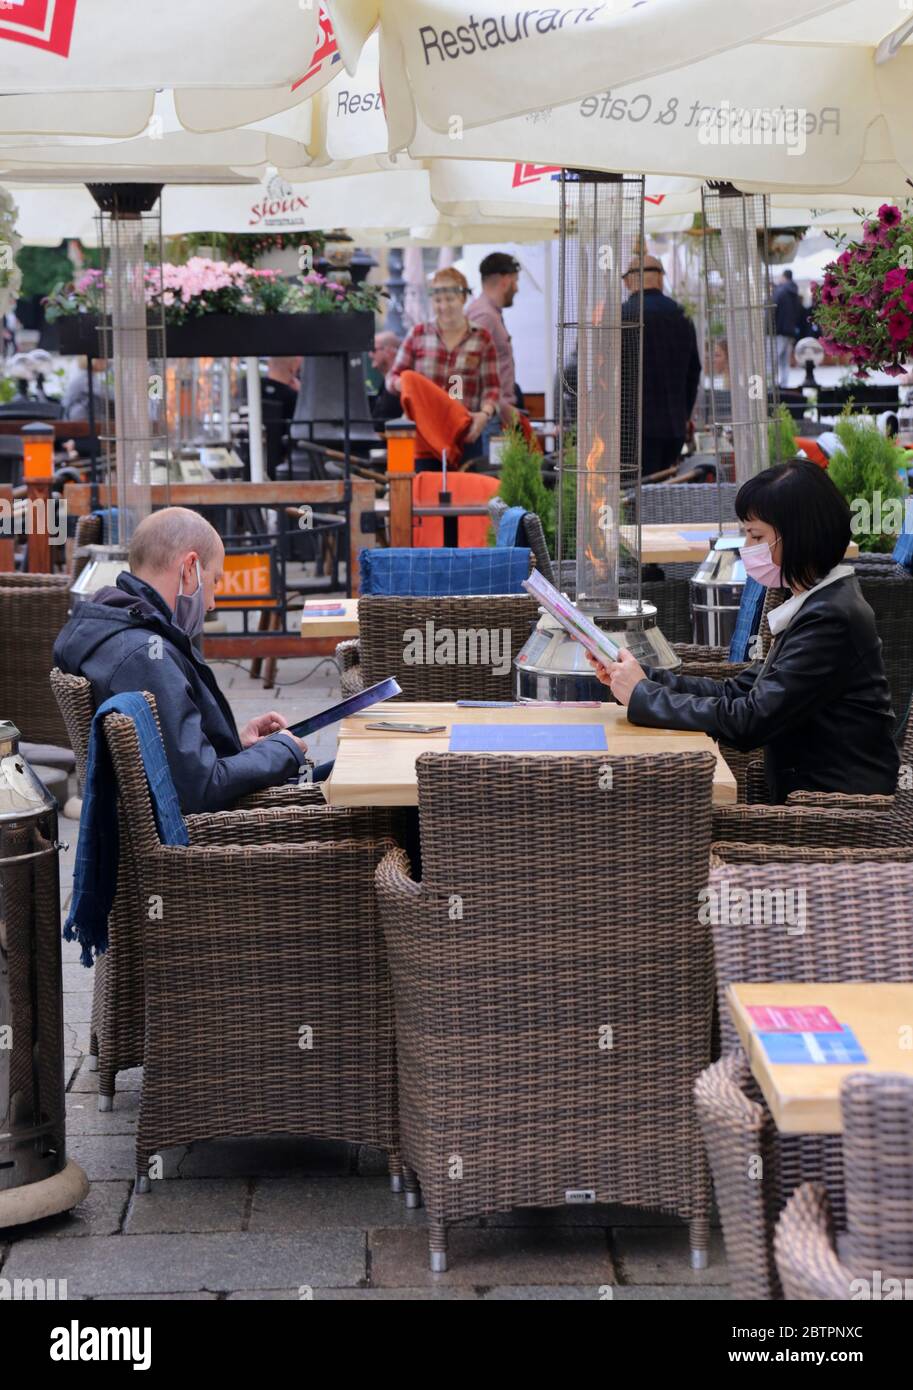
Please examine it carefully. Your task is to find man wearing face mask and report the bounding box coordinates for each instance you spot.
[54,507,312,814]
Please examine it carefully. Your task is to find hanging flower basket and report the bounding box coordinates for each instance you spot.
[811,204,913,378]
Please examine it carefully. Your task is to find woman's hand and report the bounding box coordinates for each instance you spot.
[585,649,647,707]
[465,410,489,444]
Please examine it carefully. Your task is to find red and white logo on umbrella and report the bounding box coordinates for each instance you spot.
[512,163,562,189]
[291,4,340,94]
[0,0,77,57]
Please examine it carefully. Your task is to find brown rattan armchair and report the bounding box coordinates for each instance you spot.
[774,1074,913,1300]
[100,702,402,1192]
[335,593,539,701]
[711,714,913,852]
[694,860,913,1300]
[0,578,71,746]
[51,671,402,1123]
[376,748,718,1273]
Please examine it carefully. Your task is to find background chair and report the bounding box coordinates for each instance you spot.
[288,354,382,473]
[377,748,717,1272]
[694,859,913,1300]
[774,1074,913,1300]
[337,593,538,700]
[101,702,402,1192]
[0,577,71,746]
[51,673,403,1114]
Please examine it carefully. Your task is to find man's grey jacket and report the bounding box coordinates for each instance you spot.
[54,571,301,813]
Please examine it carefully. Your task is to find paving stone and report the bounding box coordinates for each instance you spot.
[1,1232,367,1296]
[171,1136,355,1180]
[612,1284,730,1300]
[66,1091,139,1136]
[67,1135,137,1182]
[480,1285,603,1300]
[249,1177,424,1232]
[99,1292,219,1301]
[370,1227,614,1288]
[0,1183,129,1242]
[356,1146,394,1178]
[226,1287,479,1301]
[69,1063,144,1095]
[613,1228,728,1286]
[62,963,95,993]
[63,995,94,1025]
[124,1181,248,1235]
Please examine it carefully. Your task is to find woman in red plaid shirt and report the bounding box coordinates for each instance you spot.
[386,267,501,470]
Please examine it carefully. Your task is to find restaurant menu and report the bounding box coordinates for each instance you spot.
[522,570,622,666]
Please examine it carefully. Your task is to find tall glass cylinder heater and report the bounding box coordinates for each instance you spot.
[70,183,170,603]
[515,171,680,701]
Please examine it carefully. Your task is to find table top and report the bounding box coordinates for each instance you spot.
[299,598,359,638]
[322,699,737,809]
[727,982,913,1135]
[622,524,859,565]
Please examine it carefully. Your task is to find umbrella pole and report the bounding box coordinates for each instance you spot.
[245,356,264,483]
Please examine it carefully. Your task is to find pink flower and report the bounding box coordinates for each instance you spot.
[879,204,903,227]
[883,268,908,293]
[819,284,840,305]
[902,283,913,313]
[887,310,913,345]
[884,363,907,377]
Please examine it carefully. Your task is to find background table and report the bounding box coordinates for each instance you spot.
[322,699,737,808]
[299,598,360,639]
[728,982,913,1135]
[622,524,860,566]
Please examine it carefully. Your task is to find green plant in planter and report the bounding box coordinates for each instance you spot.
[769,404,797,465]
[827,412,908,553]
[497,424,555,552]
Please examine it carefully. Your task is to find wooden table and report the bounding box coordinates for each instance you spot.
[322,699,737,809]
[299,598,359,639]
[622,524,859,566]
[728,982,913,1134]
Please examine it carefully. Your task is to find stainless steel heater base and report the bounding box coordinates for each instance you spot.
[70,543,130,606]
[514,600,681,703]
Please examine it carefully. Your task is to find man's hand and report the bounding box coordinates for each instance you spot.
[465,410,489,444]
[586,649,647,708]
[240,711,289,748]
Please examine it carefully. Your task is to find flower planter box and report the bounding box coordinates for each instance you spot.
[47,311,374,359]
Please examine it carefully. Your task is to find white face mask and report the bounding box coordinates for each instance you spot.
[172,559,206,639]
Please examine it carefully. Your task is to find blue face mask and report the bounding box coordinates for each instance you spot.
[172,559,206,640]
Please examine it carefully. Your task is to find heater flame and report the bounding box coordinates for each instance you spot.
[583,432,608,582]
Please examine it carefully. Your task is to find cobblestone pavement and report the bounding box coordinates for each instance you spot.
[1,652,730,1301]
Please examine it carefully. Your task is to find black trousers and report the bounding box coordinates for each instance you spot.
[642,436,685,477]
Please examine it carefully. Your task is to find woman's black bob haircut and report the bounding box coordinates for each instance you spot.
[736,458,851,591]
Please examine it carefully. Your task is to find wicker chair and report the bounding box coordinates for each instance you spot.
[376,748,718,1272]
[711,710,913,851]
[774,1074,913,1300]
[70,513,103,583]
[336,593,539,700]
[694,860,913,1300]
[100,702,402,1191]
[0,578,71,746]
[51,672,402,1117]
[638,482,739,526]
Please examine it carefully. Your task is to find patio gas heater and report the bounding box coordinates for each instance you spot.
[70,184,170,602]
[690,184,779,645]
[515,171,680,701]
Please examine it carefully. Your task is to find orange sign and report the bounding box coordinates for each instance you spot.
[215,551,277,609]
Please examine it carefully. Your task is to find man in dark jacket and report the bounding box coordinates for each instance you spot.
[53,507,308,814]
[622,256,701,477]
[774,269,802,387]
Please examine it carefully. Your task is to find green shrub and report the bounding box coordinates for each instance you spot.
[827,413,908,553]
[497,424,555,552]
[769,405,797,466]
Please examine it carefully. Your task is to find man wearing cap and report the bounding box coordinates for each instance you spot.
[467,252,521,437]
[622,255,701,478]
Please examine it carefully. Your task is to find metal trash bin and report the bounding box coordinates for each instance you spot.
[689,536,746,647]
[0,720,88,1226]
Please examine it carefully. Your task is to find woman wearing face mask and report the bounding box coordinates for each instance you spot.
[588,459,899,802]
[386,267,501,472]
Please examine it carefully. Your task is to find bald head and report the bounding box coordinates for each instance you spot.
[370,330,401,375]
[129,508,225,616]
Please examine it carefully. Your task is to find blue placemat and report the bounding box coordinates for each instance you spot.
[449,723,608,753]
[758,1025,867,1065]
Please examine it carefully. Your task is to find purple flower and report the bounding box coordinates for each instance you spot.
[883,267,908,294]
[887,309,913,345]
[902,282,913,313]
[884,363,907,377]
[879,204,903,227]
